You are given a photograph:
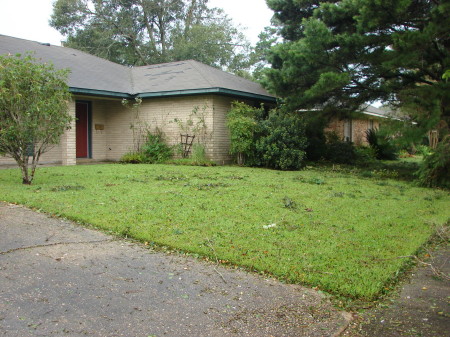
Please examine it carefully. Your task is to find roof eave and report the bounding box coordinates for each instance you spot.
[70,87,132,99]
[362,111,389,119]
[69,87,277,103]
[137,87,277,103]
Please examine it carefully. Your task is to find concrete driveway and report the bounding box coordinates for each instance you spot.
[0,202,350,337]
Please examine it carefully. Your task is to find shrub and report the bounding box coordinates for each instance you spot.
[354,146,377,166]
[191,143,207,162]
[304,117,328,161]
[226,103,308,170]
[254,111,308,170]
[120,131,173,164]
[188,143,215,165]
[305,137,328,161]
[141,131,173,163]
[415,145,431,157]
[164,158,216,167]
[324,132,357,164]
[416,136,450,189]
[120,152,146,164]
[326,140,357,164]
[366,128,398,160]
[399,149,414,158]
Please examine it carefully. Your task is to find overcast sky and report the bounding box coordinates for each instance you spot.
[0,0,273,46]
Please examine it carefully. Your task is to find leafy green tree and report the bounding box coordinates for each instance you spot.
[226,101,261,165]
[50,0,252,72]
[0,54,72,184]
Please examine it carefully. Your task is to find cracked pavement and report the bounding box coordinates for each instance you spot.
[0,202,351,336]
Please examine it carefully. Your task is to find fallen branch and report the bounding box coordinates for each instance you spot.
[413,249,450,282]
[0,239,111,255]
[372,251,449,281]
[205,237,227,284]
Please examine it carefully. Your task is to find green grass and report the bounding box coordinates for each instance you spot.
[0,164,448,301]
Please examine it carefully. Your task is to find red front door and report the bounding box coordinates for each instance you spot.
[76,102,89,158]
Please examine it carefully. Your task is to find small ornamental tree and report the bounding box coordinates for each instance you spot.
[0,53,72,184]
[226,101,261,165]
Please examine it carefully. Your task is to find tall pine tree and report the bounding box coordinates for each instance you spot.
[263,0,449,129]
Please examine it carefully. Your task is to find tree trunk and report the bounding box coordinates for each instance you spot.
[140,0,159,56]
[184,0,196,36]
[20,162,31,185]
[159,17,167,56]
[237,152,245,166]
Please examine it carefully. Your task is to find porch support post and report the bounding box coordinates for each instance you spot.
[61,99,77,166]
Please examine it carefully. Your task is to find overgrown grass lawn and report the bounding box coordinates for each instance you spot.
[1,164,448,300]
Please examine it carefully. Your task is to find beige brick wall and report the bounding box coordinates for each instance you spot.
[325,117,380,146]
[61,99,76,165]
[90,99,108,161]
[0,94,262,166]
[139,95,215,157]
[100,95,215,161]
[211,96,234,164]
[101,99,133,161]
[106,95,254,164]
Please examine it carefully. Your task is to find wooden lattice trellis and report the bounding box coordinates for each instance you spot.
[180,134,195,158]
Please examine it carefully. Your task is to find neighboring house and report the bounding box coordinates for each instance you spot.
[324,105,390,146]
[0,35,276,166]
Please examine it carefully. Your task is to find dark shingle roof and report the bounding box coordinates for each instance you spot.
[0,35,132,94]
[132,60,270,97]
[0,35,275,101]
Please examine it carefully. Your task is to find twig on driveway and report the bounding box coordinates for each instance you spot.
[0,239,111,255]
[205,237,227,284]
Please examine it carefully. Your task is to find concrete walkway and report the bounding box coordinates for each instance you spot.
[0,202,350,337]
[343,244,449,337]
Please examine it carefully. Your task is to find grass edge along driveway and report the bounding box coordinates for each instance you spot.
[0,164,448,302]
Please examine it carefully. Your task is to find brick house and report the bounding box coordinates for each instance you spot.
[324,106,389,146]
[0,35,276,166]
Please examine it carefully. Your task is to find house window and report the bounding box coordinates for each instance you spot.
[344,119,352,142]
[368,119,374,130]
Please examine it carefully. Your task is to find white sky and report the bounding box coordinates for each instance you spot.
[0,0,273,46]
[208,0,273,44]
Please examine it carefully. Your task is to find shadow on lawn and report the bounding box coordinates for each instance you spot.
[311,158,422,183]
